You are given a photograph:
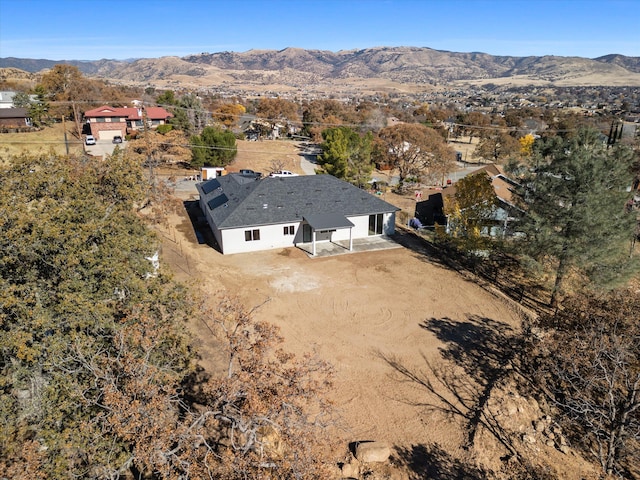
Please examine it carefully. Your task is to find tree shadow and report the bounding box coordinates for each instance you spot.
[392,227,551,313]
[379,315,525,461]
[392,443,493,480]
[392,442,555,480]
[425,316,520,451]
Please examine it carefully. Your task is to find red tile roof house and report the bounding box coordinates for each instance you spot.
[83,105,172,141]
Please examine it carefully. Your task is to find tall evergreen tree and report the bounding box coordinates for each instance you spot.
[28,85,50,126]
[190,126,237,168]
[170,93,207,136]
[318,126,374,186]
[518,128,639,306]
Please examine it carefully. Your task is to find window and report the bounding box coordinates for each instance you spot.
[368,213,384,235]
[284,225,295,235]
[244,229,260,241]
[96,117,105,123]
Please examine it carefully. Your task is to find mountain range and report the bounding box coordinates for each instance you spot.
[2,47,640,91]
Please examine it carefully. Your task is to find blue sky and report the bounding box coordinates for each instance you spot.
[1,0,638,60]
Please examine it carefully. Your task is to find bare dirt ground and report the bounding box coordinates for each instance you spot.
[155,140,598,479]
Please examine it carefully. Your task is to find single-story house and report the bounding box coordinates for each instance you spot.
[0,108,31,128]
[415,164,524,237]
[196,173,400,255]
[83,105,172,140]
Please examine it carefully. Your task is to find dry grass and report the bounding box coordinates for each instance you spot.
[227,139,306,175]
[0,122,84,160]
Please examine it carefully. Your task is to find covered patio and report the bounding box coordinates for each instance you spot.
[297,234,401,258]
[302,213,355,256]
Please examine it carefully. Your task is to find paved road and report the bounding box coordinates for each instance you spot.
[372,162,487,187]
[299,154,318,175]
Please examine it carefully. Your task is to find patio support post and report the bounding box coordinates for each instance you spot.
[312,229,316,256]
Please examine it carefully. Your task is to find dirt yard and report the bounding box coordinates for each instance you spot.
[154,141,598,479]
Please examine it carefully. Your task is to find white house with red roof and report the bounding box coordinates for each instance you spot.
[83,105,172,140]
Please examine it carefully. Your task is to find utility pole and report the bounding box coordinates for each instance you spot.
[142,103,157,197]
[62,115,69,156]
[71,101,81,141]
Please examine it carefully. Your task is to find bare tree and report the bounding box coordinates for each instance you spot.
[191,296,338,479]
[531,291,640,477]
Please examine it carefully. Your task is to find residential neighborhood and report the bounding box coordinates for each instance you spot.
[1,9,639,478]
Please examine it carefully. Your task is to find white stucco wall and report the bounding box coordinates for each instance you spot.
[384,212,396,235]
[220,222,301,255]
[215,212,396,255]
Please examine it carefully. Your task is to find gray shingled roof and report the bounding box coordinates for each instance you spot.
[196,174,399,230]
[304,213,355,230]
[0,107,28,119]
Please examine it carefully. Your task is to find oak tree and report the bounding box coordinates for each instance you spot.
[256,97,299,135]
[0,152,194,478]
[445,172,499,244]
[375,123,455,193]
[0,150,338,479]
[473,130,521,163]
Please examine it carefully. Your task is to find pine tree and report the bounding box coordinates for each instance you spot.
[518,128,639,306]
[318,126,374,187]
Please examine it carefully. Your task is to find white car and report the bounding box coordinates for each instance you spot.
[85,135,96,145]
[269,170,299,178]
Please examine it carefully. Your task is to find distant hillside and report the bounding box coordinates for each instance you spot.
[594,54,640,73]
[0,67,37,82]
[0,57,133,75]
[2,47,640,88]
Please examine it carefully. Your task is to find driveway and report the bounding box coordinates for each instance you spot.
[85,138,126,158]
[298,143,321,175]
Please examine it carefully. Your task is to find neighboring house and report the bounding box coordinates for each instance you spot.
[83,105,172,140]
[0,108,31,128]
[0,91,17,108]
[242,118,294,140]
[0,91,38,109]
[415,164,523,237]
[197,174,399,255]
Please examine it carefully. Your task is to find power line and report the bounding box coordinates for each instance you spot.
[42,99,594,133]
